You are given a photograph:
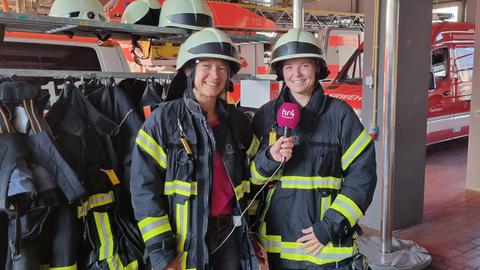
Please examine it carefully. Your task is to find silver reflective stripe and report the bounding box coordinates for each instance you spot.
[282,247,351,260]
[281,178,341,189]
[93,212,113,260]
[140,218,170,236]
[335,199,361,223]
[321,196,330,220]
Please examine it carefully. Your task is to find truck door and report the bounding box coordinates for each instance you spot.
[427,47,456,144]
[451,46,474,138]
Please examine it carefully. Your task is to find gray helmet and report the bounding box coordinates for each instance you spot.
[158,0,213,31]
[176,27,240,74]
[121,0,161,26]
[49,0,106,21]
[270,29,329,80]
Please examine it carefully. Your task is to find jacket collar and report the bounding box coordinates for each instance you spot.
[278,84,327,116]
[182,88,229,121]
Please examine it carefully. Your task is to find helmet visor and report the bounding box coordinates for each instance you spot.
[188,42,238,60]
[168,13,213,28]
[272,41,322,61]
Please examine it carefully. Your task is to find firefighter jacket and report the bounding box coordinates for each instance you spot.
[0,81,86,270]
[251,86,377,269]
[130,88,260,270]
[45,83,145,270]
[84,83,144,210]
[118,78,164,120]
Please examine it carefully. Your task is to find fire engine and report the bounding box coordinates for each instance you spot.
[324,22,475,145]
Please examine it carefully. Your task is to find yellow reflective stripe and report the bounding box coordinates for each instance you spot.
[330,194,364,227]
[176,202,189,270]
[250,161,269,185]
[246,135,260,158]
[181,252,188,270]
[320,195,331,220]
[247,199,259,216]
[234,181,250,200]
[341,129,371,171]
[280,241,354,265]
[124,260,139,270]
[106,255,121,270]
[93,212,114,260]
[48,264,77,270]
[138,215,172,243]
[105,254,138,270]
[78,191,115,218]
[136,129,167,169]
[261,232,354,265]
[164,180,197,196]
[280,176,342,190]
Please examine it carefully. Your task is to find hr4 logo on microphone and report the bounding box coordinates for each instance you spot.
[281,108,296,119]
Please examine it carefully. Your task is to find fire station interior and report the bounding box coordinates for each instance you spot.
[1,0,480,269]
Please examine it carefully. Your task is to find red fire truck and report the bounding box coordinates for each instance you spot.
[324,22,475,145]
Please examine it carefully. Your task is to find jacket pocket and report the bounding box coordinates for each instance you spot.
[308,139,342,177]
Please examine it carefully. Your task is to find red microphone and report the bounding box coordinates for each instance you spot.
[276,102,301,137]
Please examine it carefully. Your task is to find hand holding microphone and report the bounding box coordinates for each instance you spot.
[269,102,300,162]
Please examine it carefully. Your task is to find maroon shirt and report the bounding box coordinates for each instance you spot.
[209,119,234,216]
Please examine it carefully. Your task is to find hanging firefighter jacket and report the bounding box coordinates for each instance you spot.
[83,81,144,210]
[45,83,145,270]
[0,80,86,270]
[130,88,260,270]
[117,78,164,120]
[251,86,377,269]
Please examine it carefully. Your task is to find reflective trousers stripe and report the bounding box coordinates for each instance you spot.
[330,194,363,227]
[280,176,341,190]
[341,129,372,171]
[136,129,167,169]
[43,263,77,270]
[250,161,269,185]
[93,212,114,261]
[78,191,115,218]
[164,180,197,196]
[176,201,189,270]
[234,180,251,200]
[138,215,172,243]
[247,135,260,158]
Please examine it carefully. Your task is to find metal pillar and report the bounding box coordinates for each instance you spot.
[359,0,431,268]
[380,0,398,254]
[293,0,303,29]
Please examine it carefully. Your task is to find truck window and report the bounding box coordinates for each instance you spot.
[345,50,363,81]
[336,49,363,85]
[453,47,473,83]
[431,48,448,81]
[0,41,101,71]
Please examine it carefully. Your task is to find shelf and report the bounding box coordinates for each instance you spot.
[0,12,187,41]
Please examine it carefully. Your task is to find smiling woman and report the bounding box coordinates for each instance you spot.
[129,27,260,270]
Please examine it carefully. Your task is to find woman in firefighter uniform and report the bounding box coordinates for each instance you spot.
[130,28,259,270]
[251,29,377,269]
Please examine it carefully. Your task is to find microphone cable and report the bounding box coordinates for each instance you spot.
[210,159,285,255]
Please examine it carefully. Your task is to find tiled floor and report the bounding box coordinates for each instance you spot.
[392,138,480,269]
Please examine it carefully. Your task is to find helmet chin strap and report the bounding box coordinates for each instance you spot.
[186,65,196,90]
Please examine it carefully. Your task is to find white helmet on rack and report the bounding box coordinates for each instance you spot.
[49,0,107,21]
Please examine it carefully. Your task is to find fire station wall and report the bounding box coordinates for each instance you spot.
[465,1,480,191]
[360,0,432,230]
